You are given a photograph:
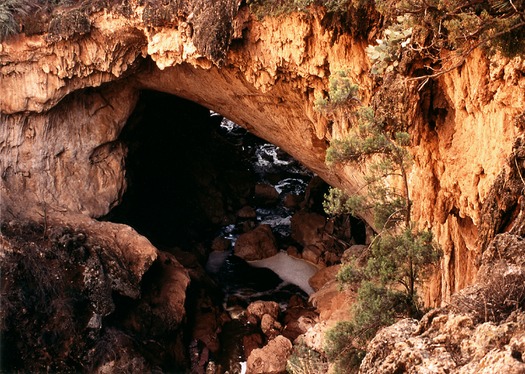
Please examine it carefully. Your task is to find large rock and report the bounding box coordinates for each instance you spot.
[291,210,327,248]
[247,300,280,321]
[309,265,340,292]
[360,233,525,373]
[360,312,525,374]
[255,183,280,206]
[247,335,293,374]
[234,225,278,261]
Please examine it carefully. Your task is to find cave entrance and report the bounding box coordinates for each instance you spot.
[103,89,367,372]
[105,90,366,251]
[104,90,256,249]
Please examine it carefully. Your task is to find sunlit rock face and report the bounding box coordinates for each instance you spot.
[1,1,524,309]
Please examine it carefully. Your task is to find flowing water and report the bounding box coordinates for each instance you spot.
[205,117,317,372]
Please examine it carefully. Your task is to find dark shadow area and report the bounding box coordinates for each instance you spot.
[103,90,254,248]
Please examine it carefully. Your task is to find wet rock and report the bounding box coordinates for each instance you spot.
[237,205,257,219]
[247,335,293,374]
[283,193,303,209]
[303,176,329,212]
[255,183,280,206]
[234,224,278,260]
[211,236,231,252]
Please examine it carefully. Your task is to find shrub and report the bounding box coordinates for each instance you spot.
[323,106,442,370]
[314,69,360,112]
[324,321,366,373]
[286,343,328,374]
[365,16,412,75]
[0,0,33,42]
[368,0,525,79]
[450,269,525,324]
[246,0,354,19]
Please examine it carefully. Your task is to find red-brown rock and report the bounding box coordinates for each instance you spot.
[234,225,278,261]
[247,335,293,374]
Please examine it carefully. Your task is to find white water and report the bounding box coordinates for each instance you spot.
[248,252,318,295]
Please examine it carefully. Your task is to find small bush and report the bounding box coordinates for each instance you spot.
[314,69,360,112]
[47,8,91,41]
[0,0,33,42]
[287,343,328,374]
[246,0,353,19]
[324,321,366,373]
[450,269,525,324]
[365,17,412,75]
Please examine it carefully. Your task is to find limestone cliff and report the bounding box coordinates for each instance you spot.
[0,0,524,314]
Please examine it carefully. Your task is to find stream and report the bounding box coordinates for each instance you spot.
[205,117,319,372]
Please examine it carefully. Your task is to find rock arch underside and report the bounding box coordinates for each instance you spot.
[2,1,525,372]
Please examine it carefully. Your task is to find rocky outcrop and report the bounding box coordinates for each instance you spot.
[0,216,192,371]
[247,335,293,374]
[360,232,525,373]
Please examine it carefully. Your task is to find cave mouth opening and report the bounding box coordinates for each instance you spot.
[101,89,368,371]
[103,89,367,252]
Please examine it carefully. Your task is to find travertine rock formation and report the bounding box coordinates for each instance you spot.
[0,0,524,313]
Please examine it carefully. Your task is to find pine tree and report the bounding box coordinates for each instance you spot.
[323,106,441,372]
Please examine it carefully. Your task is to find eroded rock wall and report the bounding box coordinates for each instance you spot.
[1,2,524,308]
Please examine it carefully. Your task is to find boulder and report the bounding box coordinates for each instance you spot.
[291,210,326,247]
[237,205,257,219]
[341,244,368,265]
[234,225,278,261]
[302,244,323,265]
[282,308,318,342]
[286,245,301,259]
[283,193,303,209]
[247,335,293,374]
[243,333,264,358]
[309,265,340,292]
[261,313,282,339]
[247,300,280,321]
[255,183,280,205]
[211,236,231,252]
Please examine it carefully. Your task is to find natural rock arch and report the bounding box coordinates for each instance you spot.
[1,3,525,307]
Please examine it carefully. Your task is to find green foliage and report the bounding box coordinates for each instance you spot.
[365,16,412,75]
[324,321,366,373]
[324,106,411,228]
[368,0,525,77]
[314,69,360,112]
[323,105,442,370]
[286,342,328,374]
[366,228,440,302]
[336,256,365,285]
[246,0,354,19]
[0,0,33,41]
